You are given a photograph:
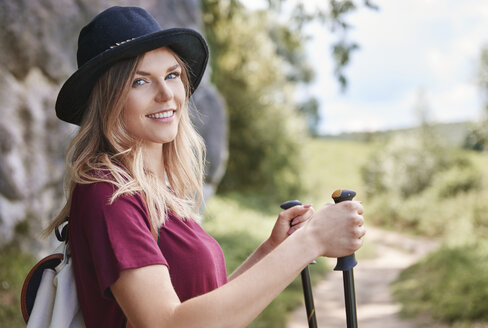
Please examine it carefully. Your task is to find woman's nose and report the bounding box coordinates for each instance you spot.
[155,79,173,102]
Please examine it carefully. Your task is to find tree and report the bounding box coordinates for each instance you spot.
[202,0,307,201]
[464,44,488,151]
[201,0,377,200]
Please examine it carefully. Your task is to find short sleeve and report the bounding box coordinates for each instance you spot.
[70,182,167,298]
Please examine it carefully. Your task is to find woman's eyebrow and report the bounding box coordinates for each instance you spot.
[135,64,181,76]
[135,70,151,76]
[167,64,180,72]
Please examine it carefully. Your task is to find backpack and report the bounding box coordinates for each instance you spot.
[20,220,85,327]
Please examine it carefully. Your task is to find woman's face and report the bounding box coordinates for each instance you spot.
[122,47,186,149]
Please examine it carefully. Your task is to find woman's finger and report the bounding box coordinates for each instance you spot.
[279,205,312,223]
[287,221,308,235]
[290,208,314,226]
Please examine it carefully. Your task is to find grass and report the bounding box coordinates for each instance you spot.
[0,243,36,328]
[392,243,488,325]
[302,138,374,206]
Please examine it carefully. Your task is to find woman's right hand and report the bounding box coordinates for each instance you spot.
[303,201,365,258]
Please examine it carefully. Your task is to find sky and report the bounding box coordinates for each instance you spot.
[247,0,488,135]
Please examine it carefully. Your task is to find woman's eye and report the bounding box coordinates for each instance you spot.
[132,78,147,87]
[166,72,180,80]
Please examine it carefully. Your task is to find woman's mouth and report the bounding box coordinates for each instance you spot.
[146,110,175,120]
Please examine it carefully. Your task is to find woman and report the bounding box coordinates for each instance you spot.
[44,6,366,328]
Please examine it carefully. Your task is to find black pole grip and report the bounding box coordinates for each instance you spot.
[332,189,358,271]
[280,200,303,210]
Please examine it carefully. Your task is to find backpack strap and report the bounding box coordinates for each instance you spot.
[55,217,69,242]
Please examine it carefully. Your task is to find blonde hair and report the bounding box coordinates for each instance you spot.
[44,49,205,236]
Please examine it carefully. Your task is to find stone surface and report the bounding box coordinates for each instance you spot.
[0,0,227,254]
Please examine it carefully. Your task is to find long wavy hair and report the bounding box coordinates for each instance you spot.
[44,48,206,236]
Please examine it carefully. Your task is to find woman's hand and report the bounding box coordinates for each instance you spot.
[266,204,314,250]
[228,204,313,281]
[304,201,365,258]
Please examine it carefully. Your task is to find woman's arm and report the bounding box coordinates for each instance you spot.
[228,204,314,281]
[111,201,365,328]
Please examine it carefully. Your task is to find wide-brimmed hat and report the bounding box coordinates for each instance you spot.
[55,6,209,125]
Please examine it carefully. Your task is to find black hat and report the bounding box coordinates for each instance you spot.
[55,6,209,125]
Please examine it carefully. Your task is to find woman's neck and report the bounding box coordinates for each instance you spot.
[142,143,165,180]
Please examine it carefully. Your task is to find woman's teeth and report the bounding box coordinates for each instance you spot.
[147,111,174,119]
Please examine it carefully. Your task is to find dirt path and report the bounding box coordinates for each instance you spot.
[286,226,439,328]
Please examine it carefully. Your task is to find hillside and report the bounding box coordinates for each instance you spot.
[321,121,474,147]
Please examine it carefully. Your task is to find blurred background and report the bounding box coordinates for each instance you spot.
[1,0,488,327]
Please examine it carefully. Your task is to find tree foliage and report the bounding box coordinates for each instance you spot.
[464,44,488,151]
[202,0,308,201]
[265,0,378,90]
[202,0,377,200]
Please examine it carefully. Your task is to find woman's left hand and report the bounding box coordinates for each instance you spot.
[267,204,314,249]
[228,204,314,281]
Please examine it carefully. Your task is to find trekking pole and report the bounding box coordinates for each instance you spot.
[332,189,359,328]
[280,200,318,328]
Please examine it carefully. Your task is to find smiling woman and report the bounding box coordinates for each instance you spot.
[37,5,366,328]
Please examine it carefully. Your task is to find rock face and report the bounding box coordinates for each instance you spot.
[0,0,227,254]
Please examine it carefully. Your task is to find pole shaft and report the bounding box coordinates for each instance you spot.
[301,266,318,328]
[342,269,358,328]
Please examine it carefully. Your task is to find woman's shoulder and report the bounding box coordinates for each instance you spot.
[72,169,141,207]
[74,180,115,198]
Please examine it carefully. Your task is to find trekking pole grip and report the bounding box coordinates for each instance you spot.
[332,189,358,271]
[280,200,317,265]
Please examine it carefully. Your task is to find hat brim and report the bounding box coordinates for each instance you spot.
[55,28,208,125]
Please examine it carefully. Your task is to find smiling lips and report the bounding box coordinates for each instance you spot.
[146,110,175,120]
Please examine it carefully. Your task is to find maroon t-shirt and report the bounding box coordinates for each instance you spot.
[69,181,227,328]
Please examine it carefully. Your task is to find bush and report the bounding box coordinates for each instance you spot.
[464,121,488,151]
[432,165,482,198]
[365,180,486,238]
[392,243,488,324]
[361,131,483,237]
[361,133,445,199]
[363,130,488,326]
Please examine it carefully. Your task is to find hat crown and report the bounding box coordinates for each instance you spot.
[77,6,162,68]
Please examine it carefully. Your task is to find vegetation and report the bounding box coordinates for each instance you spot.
[359,123,488,326]
[361,132,484,236]
[201,0,378,202]
[202,0,310,202]
[203,193,327,328]
[393,244,488,325]
[0,243,35,328]
[203,138,375,327]
[464,44,488,151]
